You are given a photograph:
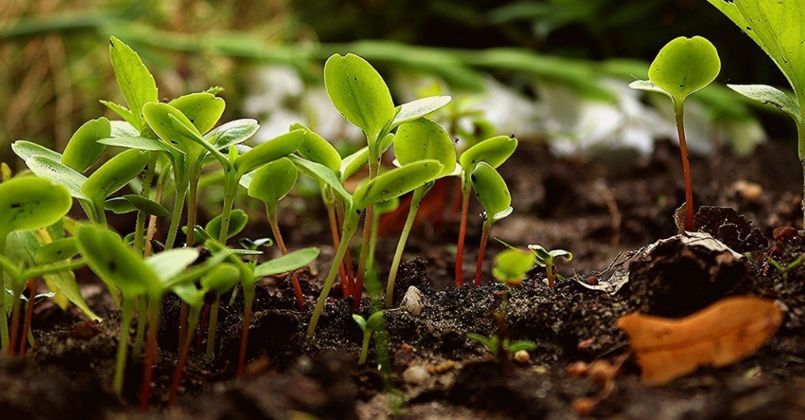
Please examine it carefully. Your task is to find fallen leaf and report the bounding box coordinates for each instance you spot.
[617,296,782,385]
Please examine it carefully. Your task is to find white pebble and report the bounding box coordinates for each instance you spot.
[401,286,425,316]
[402,366,431,385]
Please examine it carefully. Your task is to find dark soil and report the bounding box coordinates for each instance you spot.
[1,140,803,419]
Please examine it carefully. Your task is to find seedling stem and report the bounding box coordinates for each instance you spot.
[113,298,134,396]
[267,208,305,310]
[675,106,695,231]
[473,220,493,287]
[455,189,471,287]
[385,186,428,307]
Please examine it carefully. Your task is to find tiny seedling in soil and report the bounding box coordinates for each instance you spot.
[467,333,537,364]
[352,311,384,365]
[707,0,805,226]
[455,135,518,287]
[630,36,721,231]
[528,244,573,289]
[470,162,513,287]
[492,247,537,287]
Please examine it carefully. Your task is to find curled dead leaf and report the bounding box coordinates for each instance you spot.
[618,296,782,385]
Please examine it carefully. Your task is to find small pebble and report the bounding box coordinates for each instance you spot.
[733,180,763,202]
[514,350,530,364]
[402,365,430,385]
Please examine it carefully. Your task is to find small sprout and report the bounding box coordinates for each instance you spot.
[352,311,384,365]
[455,135,518,287]
[467,332,537,362]
[766,255,803,281]
[630,36,720,231]
[528,244,573,289]
[245,157,306,309]
[492,248,537,287]
[470,162,513,287]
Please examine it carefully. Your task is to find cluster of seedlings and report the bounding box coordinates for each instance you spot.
[0,0,803,411]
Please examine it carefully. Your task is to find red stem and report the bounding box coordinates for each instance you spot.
[327,203,350,297]
[236,302,253,377]
[675,110,695,231]
[7,299,21,355]
[18,280,36,355]
[178,302,188,352]
[167,324,193,404]
[335,200,355,286]
[269,214,305,310]
[473,223,491,287]
[139,307,159,411]
[454,192,470,287]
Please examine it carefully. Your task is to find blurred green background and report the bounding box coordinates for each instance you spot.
[0,0,794,164]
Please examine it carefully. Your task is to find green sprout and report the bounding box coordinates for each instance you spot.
[307,160,444,337]
[0,177,73,351]
[467,333,537,363]
[492,247,537,288]
[470,162,513,287]
[766,255,803,281]
[206,240,319,377]
[323,53,451,307]
[385,118,457,307]
[75,224,228,408]
[455,135,518,287]
[352,311,384,365]
[706,0,805,226]
[630,36,721,231]
[528,244,573,289]
[243,157,307,310]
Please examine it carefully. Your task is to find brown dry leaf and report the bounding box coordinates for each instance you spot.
[617,296,782,385]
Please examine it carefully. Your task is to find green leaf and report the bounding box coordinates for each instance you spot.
[390,96,452,129]
[707,0,805,107]
[374,197,400,215]
[492,248,536,283]
[234,128,306,175]
[172,282,205,309]
[253,247,320,278]
[75,224,160,298]
[467,332,499,353]
[12,140,62,162]
[340,147,369,182]
[393,118,456,177]
[288,156,353,205]
[109,120,140,138]
[206,119,260,150]
[105,195,169,217]
[61,117,111,172]
[506,340,537,352]
[201,263,240,294]
[459,135,518,172]
[365,311,384,331]
[108,36,158,130]
[352,160,444,209]
[728,84,802,122]
[24,156,87,199]
[43,270,100,321]
[97,136,170,153]
[82,149,150,201]
[100,100,137,129]
[170,92,226,134]
[549,249,573,262]
[471,162,512,222]
[637,36,721,106]
[324,53,395,141]
[143,102,203,154]
[0,177,72,235]
[352,314,367,331]
[35,238,79,265]
[145,248,200,284]
[246,157,298,208]
[205,209,248,240]
[292,123,342,171]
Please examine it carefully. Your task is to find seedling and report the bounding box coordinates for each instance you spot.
[528,244,573,289]
[766,255,803,281]
[206,239,318,376]
[323,53,451,307]
[455,135,518,287]
[470,162,513,287]
[467,333,537,362]
[0,177,73,350]
[75,224,227,408]
[492,247,537,287]
[385,118,457,306]
[630,36,721,231]
[706,0,805,225]
[352,311,384,365]
[168,263,240,403]
[307,160,444,336]
[243,157,307,309]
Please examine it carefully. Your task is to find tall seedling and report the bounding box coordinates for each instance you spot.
[470,162,513,286]
[630,36,721,231]
[706,0,805,226]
